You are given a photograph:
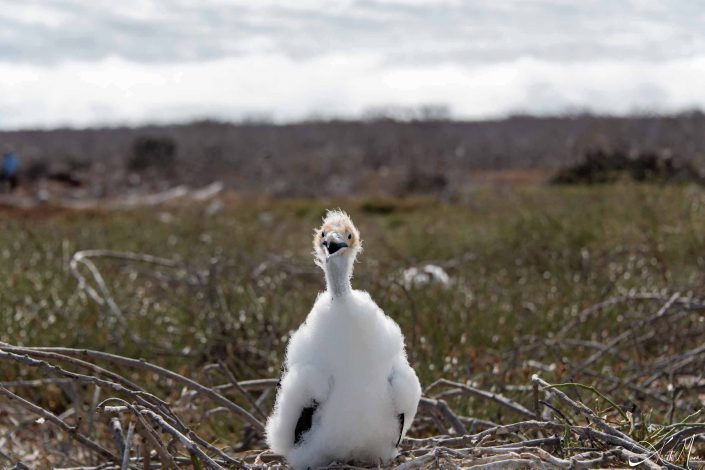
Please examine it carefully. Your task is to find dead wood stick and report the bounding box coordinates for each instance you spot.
[392,452,435,470]
[471,446,571,468]
[612,448,663,470]
[651,342,705,373]
[555,295,631,339]
[406,420,566,448]
[211,378,279,395]
[0,349,169,418]
[140,432,151,470]
[0,345,147,394]
[110,417,126,458]
[0,378,74,387]
[72,250,181,267]
[0,385,119,463]
[426,379,536,419]
[216,360,267,420]
[99,399,179,470]
[579,367,670,405]
[121,420,135,470]
[555,292,705,341]
[457,416,499,434]
[18,346,264,433]
[533,375,632,439]
[418,397,466,435]
[69,250,183,345]
[533,376,683,470]
[574,427,671,467]
[494,437,562,448]
[658,425,705,452]
[577,292,680,371]
[88,385,103,440]
[70,254,130,334]
[466,459,538,470]
[138,408,225,470]
[100,397,245,469]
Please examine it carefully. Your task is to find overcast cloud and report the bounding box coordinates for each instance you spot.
[0,0,704,129]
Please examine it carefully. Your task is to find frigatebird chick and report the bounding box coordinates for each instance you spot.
[266,210,421,469]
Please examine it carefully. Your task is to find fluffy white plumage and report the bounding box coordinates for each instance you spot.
[266,210,422,469]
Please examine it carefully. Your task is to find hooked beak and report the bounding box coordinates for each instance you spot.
[322,232,348,257]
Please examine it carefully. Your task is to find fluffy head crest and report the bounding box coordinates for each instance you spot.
[313,209,362,266]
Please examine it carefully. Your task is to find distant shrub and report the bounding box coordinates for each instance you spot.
[22,158,83,186]
[49,171,82,187]
[128,136,177,171]
[402,167,448,194]
[24,160,49,180]
[551,148,704,185]
[360,198,398,214]
[359,197,433,214]
[64,154,91,172]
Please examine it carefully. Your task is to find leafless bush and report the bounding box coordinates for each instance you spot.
[128,136,177,172]
[551,148,704,185]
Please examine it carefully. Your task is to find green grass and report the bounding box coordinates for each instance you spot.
[2,184,705,428]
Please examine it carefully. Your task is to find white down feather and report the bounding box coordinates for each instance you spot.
[266,210,422,469]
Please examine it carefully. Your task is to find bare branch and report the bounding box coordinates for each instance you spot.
[0,386,119,463]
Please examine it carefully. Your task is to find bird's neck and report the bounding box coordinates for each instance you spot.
[325,256,353,298]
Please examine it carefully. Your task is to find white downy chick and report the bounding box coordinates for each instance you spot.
[266,210,421,469]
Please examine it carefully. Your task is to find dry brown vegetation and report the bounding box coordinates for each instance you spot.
[2,112,705,200]
[1,188,705,468]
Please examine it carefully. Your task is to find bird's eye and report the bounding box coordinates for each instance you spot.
[347,233,352,240]
[321,231,325,238]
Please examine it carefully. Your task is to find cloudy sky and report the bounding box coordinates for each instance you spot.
[0,0,704,129]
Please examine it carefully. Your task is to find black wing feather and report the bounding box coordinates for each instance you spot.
[294,401,319,445]
[396,413,405,447]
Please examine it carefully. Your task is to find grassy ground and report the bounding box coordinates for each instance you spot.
[1,184,705,465]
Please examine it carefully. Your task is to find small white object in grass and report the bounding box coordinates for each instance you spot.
[191,181,223,201]
[35,417,45,424]
[401,264,451,289]
[206,199,224,216]
[158,212,174,223]
[37,187,50,203]
[525,360,557,373]
[258,211,274,224]
[266,210,422,470]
